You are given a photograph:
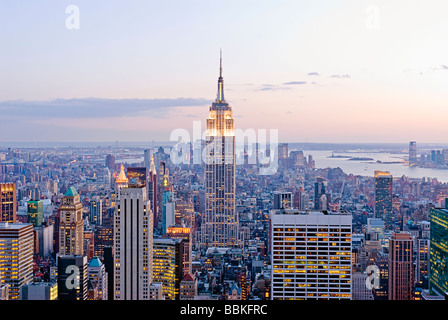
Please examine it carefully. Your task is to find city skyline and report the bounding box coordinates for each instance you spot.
[1,1,448,143]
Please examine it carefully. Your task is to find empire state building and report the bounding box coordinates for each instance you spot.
[200,52,239,248]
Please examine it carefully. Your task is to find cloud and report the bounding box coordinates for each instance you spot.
[254,84,291,91]
[283,81,307,85]
[0,97,210,120]
[307,72,320,76]
[330,74,351,79]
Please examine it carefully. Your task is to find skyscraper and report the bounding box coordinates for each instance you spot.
[57,255,88,300]
[314,177,327,210]
[388,232,414,300]
[59,187,84,256]
[87,256,108,300]
[0,222,34,300]
[409,141,417,166]
[148,155,158,229]
[273,191,292,210]
[89,197,103,226]
[144,149,151,171]
[27,200,43,227]
[114,173,153,300]
[153,237,187,300]
[105,154,116,171]
[374,171,393,230]
[201,51,239,248]
[0,183,16,223]
[429,207,448,296]
[270,209,352,300]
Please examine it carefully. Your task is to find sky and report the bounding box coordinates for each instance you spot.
[1,0,448,143]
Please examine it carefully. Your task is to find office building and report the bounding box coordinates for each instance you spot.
[57,255,88,300]
[429,207,448,296]
[409,141,417,165]
[0,183,16,223]
[94,225,113,258]
[153,237,187,300]
[90,197,102,226]
[20,282,58,300]
[115,164,128,199]
[388,232,414,300]
[148,155,158,229]
[88,256,108,300]
[59,187,84,256]
[273,191,292,210]
[0,222,34,299]
[179,273,197,300]
[35,224,54,257]
[114,178,153,300]
[374,171,393,230]
[314,178,327,210]
[27,200,43,227]
[165,226,192,276]
[162,190,175,235]
[105,154,115,171]
[270,209,352,300]
[201,52,239,249]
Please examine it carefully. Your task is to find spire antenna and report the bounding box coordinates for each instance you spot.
[217,49,225,102]
[219,48,223,78]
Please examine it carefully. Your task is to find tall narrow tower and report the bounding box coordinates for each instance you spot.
[201,51,239,248]
[59,187,84,256]
[114,169,153,300]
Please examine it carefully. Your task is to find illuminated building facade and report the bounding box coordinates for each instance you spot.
[94,225,113,258]
[374,171,393,230]
[201,52,239,248]
[165,226,192,276]
[388,232,414,300]
[0,222,33,300]
[0,183,16,223]
[270,210,352,300]
[429,208,448,296]
[153,237,187,300]
[59,187,84,256]
[115,164,128,200]
[114,179,153,300]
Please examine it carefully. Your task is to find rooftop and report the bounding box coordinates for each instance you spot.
[64,187,79,197]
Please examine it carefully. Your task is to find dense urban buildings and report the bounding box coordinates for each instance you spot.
[1,57,448,303]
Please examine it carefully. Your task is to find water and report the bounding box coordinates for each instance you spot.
[305,150,448,182]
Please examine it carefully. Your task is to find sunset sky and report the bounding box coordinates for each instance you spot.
[1,0,448,143]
